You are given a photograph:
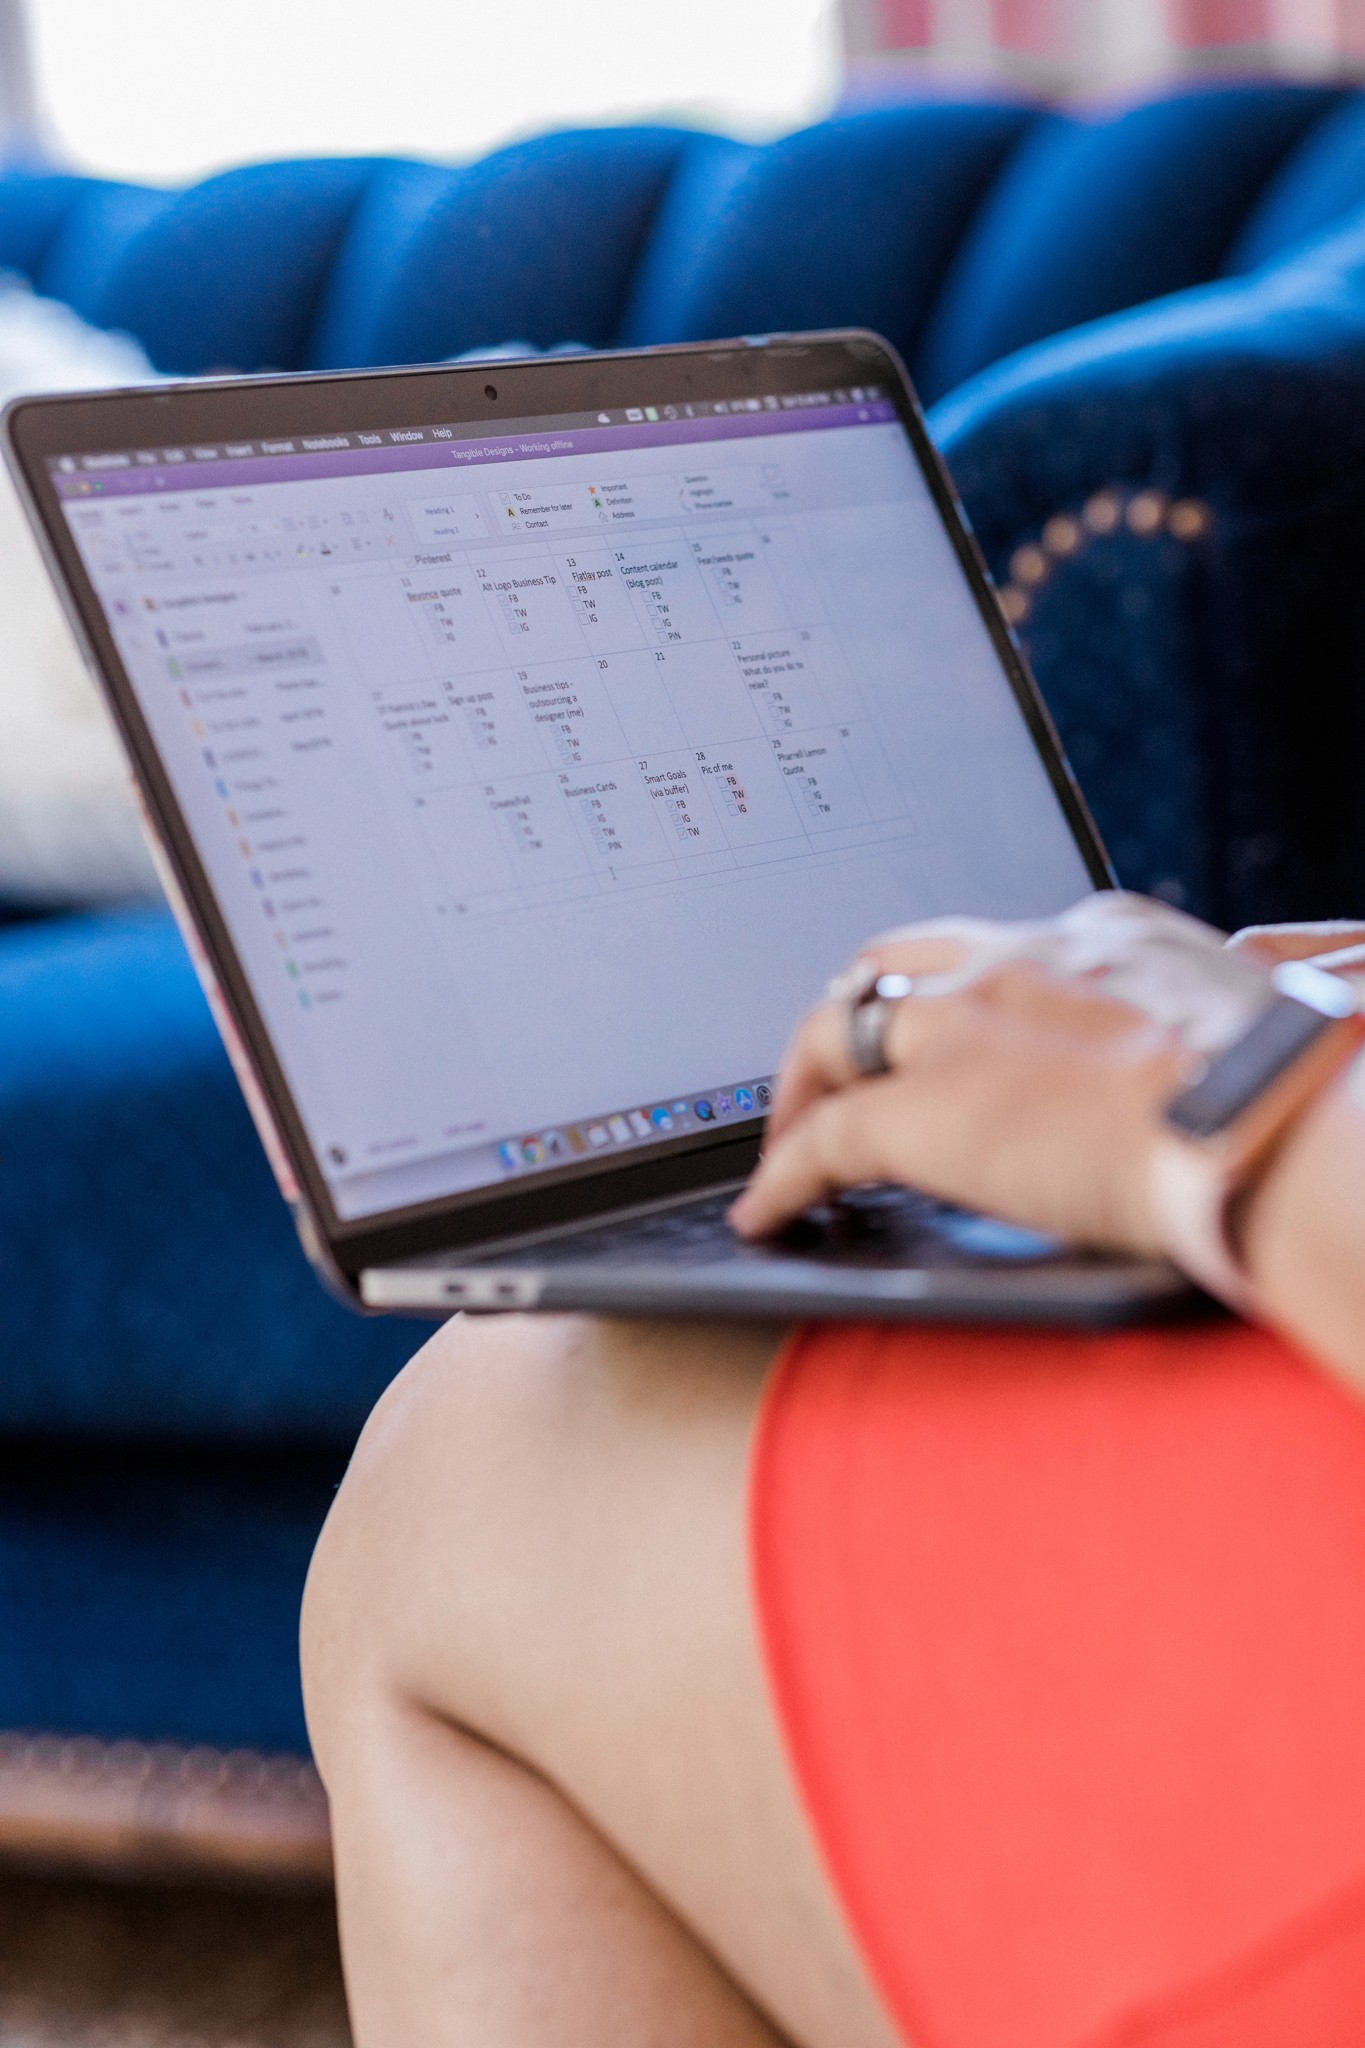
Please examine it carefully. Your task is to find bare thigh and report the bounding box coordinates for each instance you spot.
[304,1311,902,2048]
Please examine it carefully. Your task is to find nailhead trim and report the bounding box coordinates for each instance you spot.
[997,488,1213,628]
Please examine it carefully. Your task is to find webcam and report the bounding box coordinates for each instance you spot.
[484,383,498,401]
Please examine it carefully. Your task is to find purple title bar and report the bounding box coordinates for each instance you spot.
[54,400,898,500]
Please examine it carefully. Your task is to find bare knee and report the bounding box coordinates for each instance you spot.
[302,1308,782,1797]
[301,1311,592,1777]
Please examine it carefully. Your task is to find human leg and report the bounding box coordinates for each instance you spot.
[302,1311,902,2048]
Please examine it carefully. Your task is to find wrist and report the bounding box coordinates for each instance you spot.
[1231,1064,1365,1397]
[1236,1071,1349,1302]
[1146,979,1365,1313]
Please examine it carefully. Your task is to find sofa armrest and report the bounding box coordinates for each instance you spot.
[928,214,1365,930]
[0,907,429,1445]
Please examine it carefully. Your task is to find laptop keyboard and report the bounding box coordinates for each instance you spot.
[469,1185,1066,1274]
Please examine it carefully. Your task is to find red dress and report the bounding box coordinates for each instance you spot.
[749,1320,1365,2048]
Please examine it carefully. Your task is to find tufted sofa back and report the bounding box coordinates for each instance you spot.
[7,82,1365,403]
[8,81,1365,936]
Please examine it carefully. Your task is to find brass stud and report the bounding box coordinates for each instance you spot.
[1042,514,1082,557]
[1127,490,1168,536]
[1168,498,1211,541]
[1083,490,1123,534]
[1009,542,1050,587]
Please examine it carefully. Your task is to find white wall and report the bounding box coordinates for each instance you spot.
[25,0,841,184]
[0,0,38,152]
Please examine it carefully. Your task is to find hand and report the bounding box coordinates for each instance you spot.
[730,894,1279,1255]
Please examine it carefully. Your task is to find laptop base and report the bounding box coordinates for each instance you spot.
[361,1186,1199,1328]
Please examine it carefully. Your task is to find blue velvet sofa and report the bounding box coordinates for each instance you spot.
[6,78,1365,1863]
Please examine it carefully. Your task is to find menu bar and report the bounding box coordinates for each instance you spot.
[48,388,889,490]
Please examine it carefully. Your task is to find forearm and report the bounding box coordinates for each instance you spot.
[1242,1074,1365,1400]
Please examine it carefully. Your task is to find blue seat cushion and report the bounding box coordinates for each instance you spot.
[0,906,430,1444]
[0,1438,336,1753]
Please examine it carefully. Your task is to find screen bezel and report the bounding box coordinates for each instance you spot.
[4,331,1113,1289]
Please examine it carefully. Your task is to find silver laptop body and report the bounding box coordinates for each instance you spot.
[5,332,1190,1329]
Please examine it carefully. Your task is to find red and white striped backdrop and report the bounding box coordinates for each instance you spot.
[1167,0,1274,46]
[872,0,934,48]
[845,0,1365,79]
[1333,0,1365,56]
[992,0,1075,58]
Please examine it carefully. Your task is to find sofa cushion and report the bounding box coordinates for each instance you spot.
[917,82,1346,404]
[34,184,176,329]
[618,103,1035,374]
[1229,94,1365,272]
[306,127,692,370]
[0,173,101,279]
[80,158,383,376]
[0,907,428,1444]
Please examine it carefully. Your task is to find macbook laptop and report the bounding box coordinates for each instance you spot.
[4,331,1190,1325]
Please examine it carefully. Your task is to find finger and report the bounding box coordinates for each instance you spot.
[768,957,1153,1157]
[744,1003,1020,1237]
[769,934,982,1144]
[731,1083,905,1237]
[739,1011,1163,1245]
[766,980,975,1143]
[824,933,973,1006]
[764,1001,858,1143]
[1228,922,1365,966]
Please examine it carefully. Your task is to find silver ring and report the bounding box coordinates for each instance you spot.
[845,972,915,1078]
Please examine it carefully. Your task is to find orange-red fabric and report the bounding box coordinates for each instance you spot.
[749,1320,1365,2048]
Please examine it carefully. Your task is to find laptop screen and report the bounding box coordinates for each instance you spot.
[49,385,1094,1224]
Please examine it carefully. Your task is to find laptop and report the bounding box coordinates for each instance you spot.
[5,331,1191,1326]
